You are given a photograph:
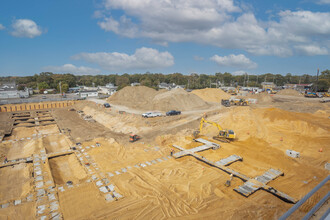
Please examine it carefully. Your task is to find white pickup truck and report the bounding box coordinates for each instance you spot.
[142,111,162,118]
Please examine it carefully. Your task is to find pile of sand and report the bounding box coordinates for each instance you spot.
[277,89,301,96]
[243,92,274,104]
[191,88,231,102]
[151,89,208,111]
[108,86,209,111]
[108,86,158,109]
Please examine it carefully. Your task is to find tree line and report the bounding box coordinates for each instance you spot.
[0,70,329,92]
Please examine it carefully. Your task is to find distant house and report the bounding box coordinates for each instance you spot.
[79,90,98,98]
[0,82,30,99]
[81,86,98,91]
[68,87,81,93]
[99,83,117,95]
[296,83,313,91]
[44,89,56,94]
[261,82,276,90]
[158,83,185,90]
[130,82,140,87]
[283,84,296,89]
[174,85,185,89]
[158,82,171,89]
[283,83,313,91]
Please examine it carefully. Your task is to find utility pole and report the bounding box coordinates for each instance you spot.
[316,68,319,92]
[247,73,249,86]
[257,75,258,84]
[243,73,246,87]
[59,81,62,96]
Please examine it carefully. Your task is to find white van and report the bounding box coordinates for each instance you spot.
[142,112,162,118]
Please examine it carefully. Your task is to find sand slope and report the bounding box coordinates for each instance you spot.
[191,88,231,102]
[277,89,301,96]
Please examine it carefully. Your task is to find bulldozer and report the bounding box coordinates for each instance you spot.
[193,117,236,143]
[230,98,249,106]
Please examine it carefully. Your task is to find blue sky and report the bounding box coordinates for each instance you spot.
[0,0,329,76]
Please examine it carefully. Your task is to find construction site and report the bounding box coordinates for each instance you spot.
[0,87,329,220]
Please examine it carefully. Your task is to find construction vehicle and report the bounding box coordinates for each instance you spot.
[193,117,236,143]
[266,88,277,94]
[230,98,249,106]
[304,92,318,98]
[221,99,231,107]
[228,86,240,96]
[321,92,330,97]
[129,134,140,142]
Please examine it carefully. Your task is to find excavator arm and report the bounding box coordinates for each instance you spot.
[193,117,236,141]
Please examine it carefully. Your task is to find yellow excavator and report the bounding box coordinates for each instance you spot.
[193,117,236,143]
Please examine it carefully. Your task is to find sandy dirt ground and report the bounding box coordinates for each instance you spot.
[0,163,32,201]
[49,154,88,185]
[0,88,329,219]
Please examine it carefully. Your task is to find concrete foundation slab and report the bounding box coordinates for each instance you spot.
[96,181,103,187]
[215,155,242,166]
[50,201,59,211]
[286,150,300,158]
[113,191,123,198]
[105,194,114,201]
[14,200,21,205]
[1,203,9,209]
[107,184,115,191]
[99,186,108,193]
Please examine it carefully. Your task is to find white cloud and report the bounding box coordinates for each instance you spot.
[0,24,5,30]
[96,1,330,57]
[11,19,43,38]
[294,45,328,56]
[43,64,101,75]
[72,47,174,71]
[318,0,330,4]
[210,54,257,69]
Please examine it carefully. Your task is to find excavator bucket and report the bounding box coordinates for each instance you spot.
[193,130,200,138]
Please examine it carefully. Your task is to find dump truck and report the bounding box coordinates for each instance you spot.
[221,99,231,107]
[193,117,236,143]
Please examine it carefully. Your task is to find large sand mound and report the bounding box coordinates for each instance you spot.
[277,89,301,96]
[108,86,209,111]
[108,86,158,109]
[151,89,208,111]
[191,88,231,102]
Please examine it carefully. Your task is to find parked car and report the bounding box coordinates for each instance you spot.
[142,112,162,118]
[103,103,111,108]
[42,95,47,99]
[166,110,181,116]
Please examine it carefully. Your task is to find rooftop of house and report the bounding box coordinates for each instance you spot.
[0,82,17,91]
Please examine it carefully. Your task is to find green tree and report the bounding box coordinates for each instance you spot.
[57,83,69,93]
[17,85,25,90]
[313,79,329,92]
[38,82,49,90]
[115,76,130,90]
